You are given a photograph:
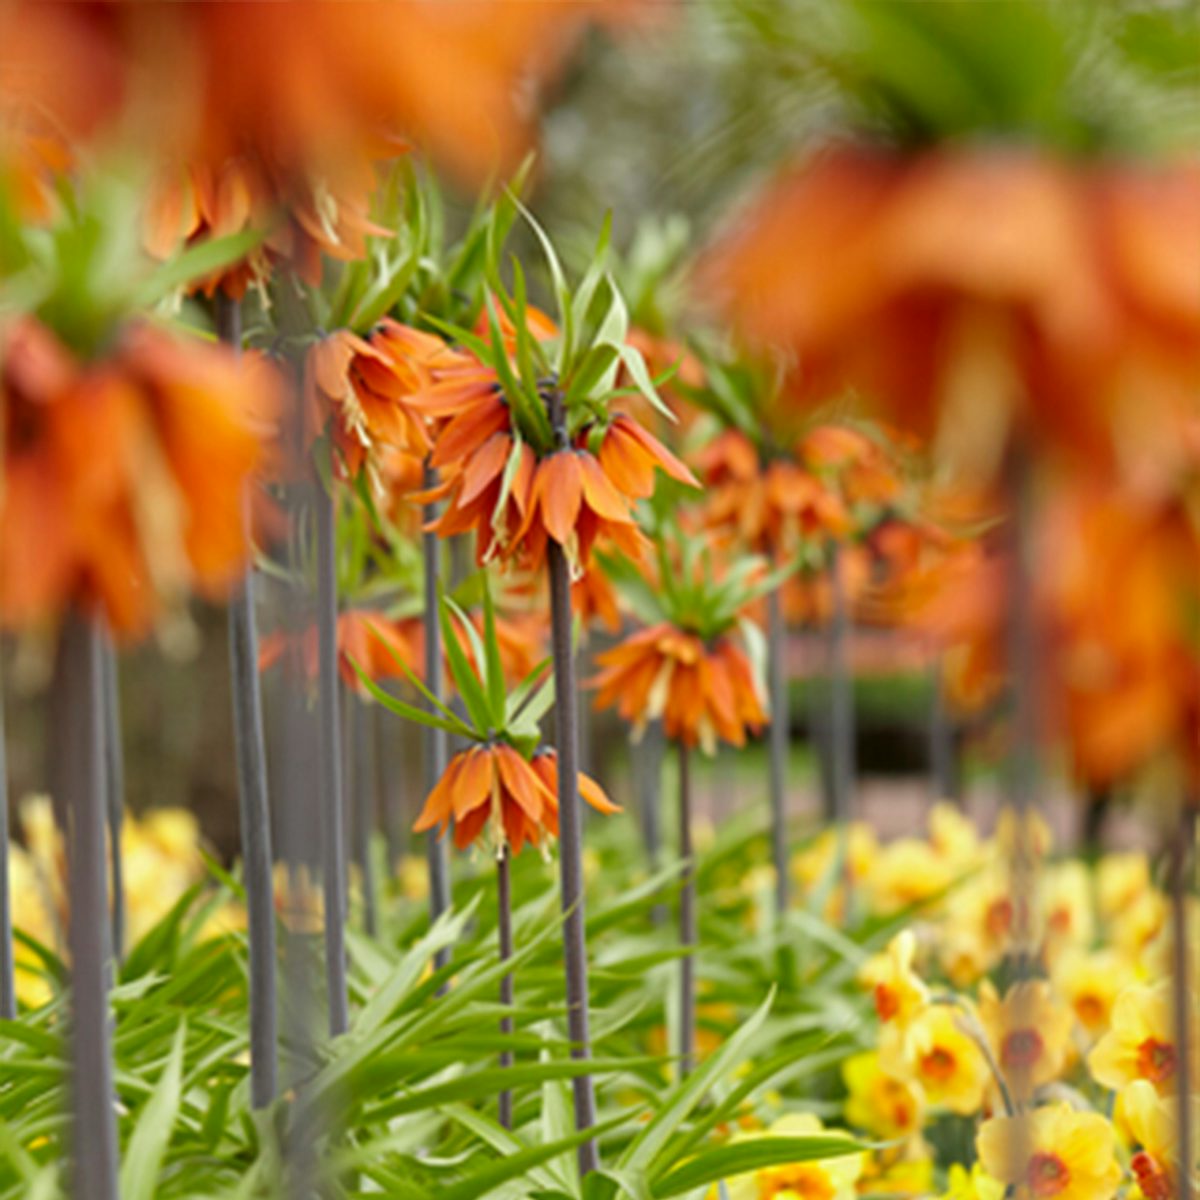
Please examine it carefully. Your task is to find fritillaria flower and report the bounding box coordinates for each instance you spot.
[0,316,274,637]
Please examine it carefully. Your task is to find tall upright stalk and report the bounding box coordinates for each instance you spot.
[677,740,696,1080]
[635,720,665,924]
[1169,802,1195,1200]
[216,292,278,1106]
[545,390,598,1174]
[99,632,125,964]
[352,692,378,937]
[928,658,959,804]
[0,657,14,1020]
[497,847,514,1130]
[53,612,119,1200]
[315,482,349,1037]
[1002,446,1039,1189]
[765,587,789,919]
[422,461,452,970]
[828,542,855,825]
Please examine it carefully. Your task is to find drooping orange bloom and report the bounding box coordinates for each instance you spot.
[0,1,647,188]
[801,424,903,510]
[259,609,425,695]
[414,742,618,856]
[0,316,275,637]
[701,145,1200,476]
[307,320,492,484]
[697,429,850,561]
[421,412,697,574]
[143,150,397,297]
[591,623,767,752]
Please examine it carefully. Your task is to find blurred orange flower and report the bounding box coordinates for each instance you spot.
[259,609,424,695]
[0,317,274,637]
[702,145,1200,477]
[591,622,766,752]
[415,742,617,856]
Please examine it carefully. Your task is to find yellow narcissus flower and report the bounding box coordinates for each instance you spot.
[791,823,877,922]
[978,980,1075,1099]
[1111,889,1167,966]
[1096,853,1152,921]
[881,1003,990,1116]
[1119,1079,1198,1200]
[792,824,878,892]
[712,1113,864,1200]
[121,808,205,944]
[867,838,956,916]
[976,1105,1121,1200]
[859,930,930,1028]
[1051,950,1139,1040]
[1089,982,1199,1097]
[9,845,57,1009]
[938,865,1018,986]
[993,808,1054,861]
[1039,863,1094,966]
[942,1163,1006,1200]
[857,1146,933,1198]
[842,1051,924,1139]
[928,803,984,873]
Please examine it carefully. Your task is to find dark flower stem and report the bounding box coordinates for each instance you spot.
[765,586,789,919]
[928,657,959,804]
[497,846,514,1130]
[353,693,378,938]
[1169,802,1195,1200]
[53,612,118,1200]
[635,720,666,924]
[545,391,598,1175]
[1003,444,1039,1159]
[216,292,278,1106]
[422,461,452,970]
[315,480,349,1037]
[677,740,696,1080]
[0,657,14,1020]
[828,542,854,825]
[99,631,125,964]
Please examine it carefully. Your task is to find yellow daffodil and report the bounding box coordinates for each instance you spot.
[713,1113,864,1200]
[859,930,930,1028]
[1119,1079,1198,1200]
[881,1003,990,1116]
[842,1051,924,1139]
[867,838,956,916]
[1111,889,1168,966]
[938,865,1017,986]
[978,979,1075,1099]
[1089,982,1198,1096]
[1051,950,1139,1040]
[857,1145,933,1198]
[1096,853,1152,921]
[992,808,1054,861]
[928,804,984,874]
[941,1162,1006,1200]
[976,1105,1120,1200]
[1039,863,1094,966]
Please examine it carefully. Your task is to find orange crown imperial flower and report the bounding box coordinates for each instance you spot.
[589,528,777,753]
[364,585,618,856]
[409,224,700,576]
[414,742,617,857]
[592,623,767,754]
[0,316,275,637]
